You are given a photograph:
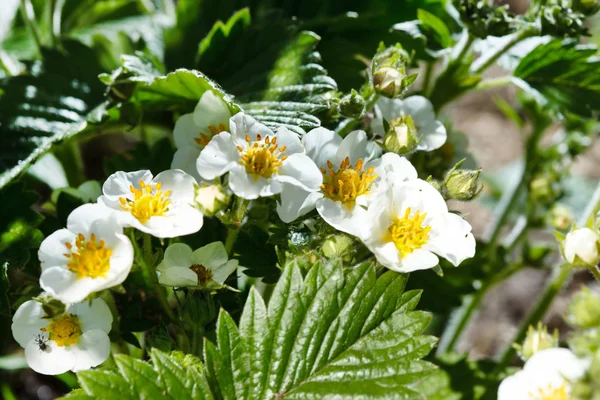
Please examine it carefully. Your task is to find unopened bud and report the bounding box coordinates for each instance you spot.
[322,234,354,261]
[513,323,559,361]
[568,288,600,329]
[146,323,175,352]
[381,115,420,155]
[573,0,600,16]
[444,168,483,201]
[195,184,228,216]
[563,227,600,267]
[529,174,558,205]
[371,44,415,98]
[339,89,366,119]
[548,204,574,231]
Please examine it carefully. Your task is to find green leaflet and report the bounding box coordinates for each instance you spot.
[73,350,214,400]
[206,260,437,399]
[0,41,106,190]
[514,39,600,117]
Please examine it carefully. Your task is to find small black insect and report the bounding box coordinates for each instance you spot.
[33,333,49,352]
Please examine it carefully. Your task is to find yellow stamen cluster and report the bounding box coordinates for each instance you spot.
[194,123,227,147]
[190,264,214,286]
[529,383,570,400]
[321,157,377,205]
[387,207,431,257]
[42,314,82,347]
[119,180,171,223]
[64,233,112,279]
[238,133,288,179]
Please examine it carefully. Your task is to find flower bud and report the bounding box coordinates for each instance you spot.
[454,0,515,38]
[195,184,228,216]
[573,0,600,16]
[529,173,558,205]
[513,323,559,361]
[568,288,600,329]
[541,3,588,37]
[548,204,574,231]
[371,44,415,98]
[563,227,600,267]
[381,115,420,155]
[444,168,483,201]
[339,89,366,119]
[322,234,354,261]
[145,323,175,352]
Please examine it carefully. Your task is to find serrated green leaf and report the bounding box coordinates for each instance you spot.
[0,41,106,189]
[205,260,436,399]
[76,350,214,400]
[514,39,600,117]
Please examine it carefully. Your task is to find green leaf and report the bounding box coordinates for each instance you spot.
[417,9,452,48]
[0,41,106,190]
[196,8,251,67]
[75,349,214,400]
[205,260,437,399]
[233,226,280,283]
[514,39,600,117]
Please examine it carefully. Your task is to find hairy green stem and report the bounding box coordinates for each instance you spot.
[224,198,250,256]
[454,33,476,63]
[421,62,435,97]
[475,76,514,91]
[472,29,536,74]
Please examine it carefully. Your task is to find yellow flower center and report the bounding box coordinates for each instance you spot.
[190,264,214,286]
[238,134,288,179]
[119,180,171,224]
[387,207,431,257]
[320,157,377,205]
[194,123,227,147]
[529,383,570,400]
[64,233,112,279]
[41,314,82,347]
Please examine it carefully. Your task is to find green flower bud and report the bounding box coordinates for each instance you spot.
[453,0,515,39]
[513,323,559,361]
[573,0,600,16]
[381,115,420,155]
[181,292,217,330]
[541,1,588,37]
[568,288,600,329]
[322,234,355,261]
[195,184,229,217]
[371,44,416,98]
[339,89,366,119]
[145,322,175,352]
[529,173,559,205]
[444,168,483,201]
[548,204,574,231]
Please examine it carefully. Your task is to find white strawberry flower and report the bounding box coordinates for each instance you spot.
[98,169,203,238]
[360,178,475,272]
[498,348,589,400]
[563,227,600,267]
[38,204,134,304]
[11,297,112,375]
[371,96,447,152]
[172,91,233,181]
[157,242,238,288]
[276,127,418,236]
[196,113,322,200]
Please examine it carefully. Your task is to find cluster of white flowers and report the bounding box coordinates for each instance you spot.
[498,348,588,400]
[13,90,476,375]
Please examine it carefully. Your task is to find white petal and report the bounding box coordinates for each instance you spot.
[302,127,342,169]
[172,147,203,182]
[66,203,117,235]
[565,228,600,265]
[229,113,274,147]
[369,241,401,269]
[212,259,239,285]
[396,249,439,272]
[392,179,448,216]
[69,298,112,334]
[153,169,196,203]
[192,242,228,269]
[159,243,192,271]
[25,339,74,375]
[277,153,323,192]
[228,164,281,199]
[418,120,447,151]
[158,267,198,287]
[401,96,436,123]
[40,267,87,304]
[173,113,201,150]
[197,132,240,180]
[316,198,368,236]
[142,204,204,239]
[428,213,476,267]
[11,300,48,348]
[192,91,231,130]
[39,229,75,270]
[71,329,111,372]
[276,184,321,223]
[524,348,589,381]
[376,97,403,122]
[274,126,304,155]
[337,130,370,164]
[497,371,530,400]
[102,170,153,202]
[369,153,418,183]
